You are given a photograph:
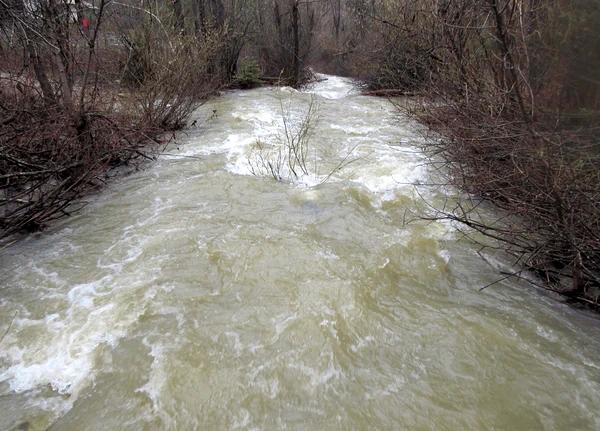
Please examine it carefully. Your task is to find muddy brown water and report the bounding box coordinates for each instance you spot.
[1,76,599,430]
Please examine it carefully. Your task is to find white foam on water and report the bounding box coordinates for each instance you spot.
[188,133,256,158]
[135,328,188,429]
[329,123,380,135]
[289,351,343,387]
[0,226,164,404]
[231,109,279,124]
[350,335,375,353]
[0,300,133,396]
[351,162,426,196]
[306,74,357,99]
[224,331,244,356]
[272,312,298,342]
[536,325,559,343]
[136,339,168,407]
[231,408,252,429]
[179,74,430,202]
[317,249,339,261]
[439,250,452,264]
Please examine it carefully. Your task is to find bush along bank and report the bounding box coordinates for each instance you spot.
[348,0,600,306]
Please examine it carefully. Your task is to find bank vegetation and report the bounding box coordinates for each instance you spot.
[334,0,600,304]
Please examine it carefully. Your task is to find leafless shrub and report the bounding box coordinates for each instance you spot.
[0,76,165,237]
[122,26,223,130]
[247,93,357,184]
[248,94,319,182]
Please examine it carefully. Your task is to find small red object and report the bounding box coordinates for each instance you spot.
[82,17,90,30]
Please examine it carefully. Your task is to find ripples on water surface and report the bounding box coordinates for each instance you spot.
[0,75,599,430]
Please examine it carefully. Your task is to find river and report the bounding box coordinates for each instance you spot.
[1,76,599,430]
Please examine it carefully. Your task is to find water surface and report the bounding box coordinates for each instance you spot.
[1,76,599,430]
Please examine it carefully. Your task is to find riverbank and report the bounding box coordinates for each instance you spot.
[348,0,600,307]
[412,100,599,308]
[0,87,168,241]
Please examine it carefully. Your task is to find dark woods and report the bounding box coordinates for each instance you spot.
[1,0,598,304]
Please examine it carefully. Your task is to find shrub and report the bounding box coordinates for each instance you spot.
[233,60,262,89]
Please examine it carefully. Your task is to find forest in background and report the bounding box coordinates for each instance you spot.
[0,0,598,304]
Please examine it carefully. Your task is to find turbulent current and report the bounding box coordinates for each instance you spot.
[1,76,599,430]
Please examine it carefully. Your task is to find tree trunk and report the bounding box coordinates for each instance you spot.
[332,0,341,39]
[46,0,74,111]
[489,0,530,123]
[209,0,225,27]
[173,0,185,34]
[15,0,55,105]
[192,0,206,36]
[26,41,56,106]
[291,0,300,86]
